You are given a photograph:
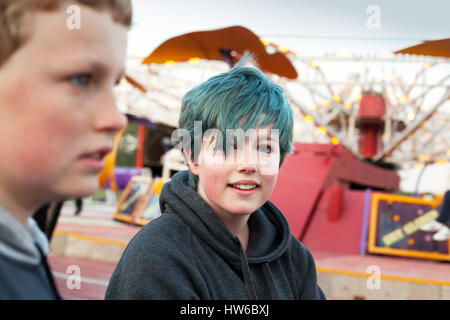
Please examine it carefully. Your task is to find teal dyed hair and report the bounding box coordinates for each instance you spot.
[178,59,294,188]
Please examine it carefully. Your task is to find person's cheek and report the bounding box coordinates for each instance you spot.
[15,133,56,180]
[201,166,227,199]
[18,113,83,179]
[264,173,278,197]
[258,151,280,176]
[202,166,220,189]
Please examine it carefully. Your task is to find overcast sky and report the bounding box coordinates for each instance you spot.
[127,0,450,194]
[128,0,450,57]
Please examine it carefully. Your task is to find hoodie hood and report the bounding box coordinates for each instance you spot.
[0,206,45,266]
[159,170,292,266]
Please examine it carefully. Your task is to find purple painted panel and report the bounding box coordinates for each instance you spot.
[105,167,142,190]
[376,200,448,254]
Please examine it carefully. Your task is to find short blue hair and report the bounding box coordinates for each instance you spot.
[179,64,294,167]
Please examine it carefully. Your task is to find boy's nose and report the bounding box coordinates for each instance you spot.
[232,143,259,173]
[237,164,257,174]
[235,156,258,173]
[94,92,128,133]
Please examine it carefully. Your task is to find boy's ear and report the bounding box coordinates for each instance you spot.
[183,148,199,176]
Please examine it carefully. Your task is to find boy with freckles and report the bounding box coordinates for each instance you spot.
[106,60,326,300]
[0,0,132,299]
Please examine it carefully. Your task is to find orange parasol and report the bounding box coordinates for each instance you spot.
[395,38,450,58]
[142,25,298,79]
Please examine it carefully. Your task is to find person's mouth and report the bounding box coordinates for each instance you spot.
[228,180,260,192]
[78,147,113,171]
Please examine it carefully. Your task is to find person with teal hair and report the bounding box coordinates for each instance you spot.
[106,58,326,300]
[178,61,294,190]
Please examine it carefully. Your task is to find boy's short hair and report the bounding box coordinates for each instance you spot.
[0,0,132,67]
[179,63,294,167]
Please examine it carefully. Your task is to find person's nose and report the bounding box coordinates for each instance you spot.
[236,162,257,174]
[235,145,258,174]
[93,90,128,134]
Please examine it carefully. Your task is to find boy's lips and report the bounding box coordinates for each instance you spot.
[228,180,260,195]
[78,146,113,171]
[228,180,260,186]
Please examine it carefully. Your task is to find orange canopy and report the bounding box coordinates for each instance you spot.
[395,38,450,58]
[143,25,298,79]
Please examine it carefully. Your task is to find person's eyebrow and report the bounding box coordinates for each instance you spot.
[71,58,125,81]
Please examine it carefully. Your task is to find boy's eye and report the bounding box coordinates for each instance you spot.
[258,145,272,153]
[70,74,92,87]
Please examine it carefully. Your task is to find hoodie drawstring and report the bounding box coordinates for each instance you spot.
[238,244,258,300]
[237,240,280,300]
[262,263,280,300]
[235,237,258,300]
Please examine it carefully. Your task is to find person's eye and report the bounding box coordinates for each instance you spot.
[258,145,272,153]
[70,74,92,88]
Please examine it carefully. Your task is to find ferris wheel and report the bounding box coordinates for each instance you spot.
[115,27,450,171]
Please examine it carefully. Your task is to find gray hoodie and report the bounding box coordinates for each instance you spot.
[0,206,59,299]
[105,170,325,300]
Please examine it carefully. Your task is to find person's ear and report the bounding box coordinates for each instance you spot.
[183,148,199,176]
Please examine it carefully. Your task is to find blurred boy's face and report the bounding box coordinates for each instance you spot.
[0,4,128,209]
[188,124,280,221]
